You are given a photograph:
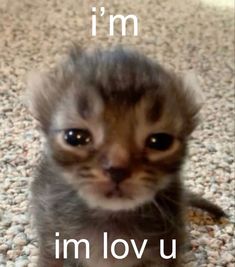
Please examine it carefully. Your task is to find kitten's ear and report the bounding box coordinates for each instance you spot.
[26,70,58,132]
[182,71,204,114]
[26,44,84,132]
[66,43,83,65]
[178,71,204,135]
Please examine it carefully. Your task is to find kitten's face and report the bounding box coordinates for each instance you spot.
[28,46,201,211]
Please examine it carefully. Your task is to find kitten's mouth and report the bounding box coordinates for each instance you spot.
[105,186,124,198]
[78,180,155,211]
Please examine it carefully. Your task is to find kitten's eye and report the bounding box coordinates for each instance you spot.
[64,129,92,147]
[145,133,174,151]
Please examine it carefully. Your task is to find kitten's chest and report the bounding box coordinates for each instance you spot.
[60,203,168,266]
[71,226,155,267]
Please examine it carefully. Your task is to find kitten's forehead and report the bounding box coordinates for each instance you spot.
[49,46,200,139]
[76,47,163,104]
[53,76,182,137]
[77,48,184,126]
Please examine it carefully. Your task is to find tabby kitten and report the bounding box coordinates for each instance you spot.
[27,45,225,267]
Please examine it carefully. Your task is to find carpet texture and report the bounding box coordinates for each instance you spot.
[0,0,234,266]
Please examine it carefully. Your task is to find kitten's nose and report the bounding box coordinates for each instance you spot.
[105,167,131,184]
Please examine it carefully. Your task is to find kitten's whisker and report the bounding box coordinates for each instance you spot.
[144,169,157,176]
[161,193,182,207]
[77,180,94,186]
[152,199,176,228]
[77,173,95,179]
[152,199,167,221]
[141,176,156,183]
[79,165,93,171]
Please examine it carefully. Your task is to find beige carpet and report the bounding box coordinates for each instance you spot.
[0,0,234,266]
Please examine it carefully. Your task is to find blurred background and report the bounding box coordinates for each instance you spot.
[0,0,234,266]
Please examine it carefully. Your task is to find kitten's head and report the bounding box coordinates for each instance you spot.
[27,45,202,211]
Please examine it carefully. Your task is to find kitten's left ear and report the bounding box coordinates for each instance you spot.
[179,71,204,134]
[182,71,204,116]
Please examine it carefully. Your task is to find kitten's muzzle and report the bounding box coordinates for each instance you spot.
[104,167,131,184]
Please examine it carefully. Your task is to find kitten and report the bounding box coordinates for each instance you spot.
[27,45,225,267]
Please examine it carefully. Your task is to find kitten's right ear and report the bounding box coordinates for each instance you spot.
[26,70,58,132]
[26,44,84,132]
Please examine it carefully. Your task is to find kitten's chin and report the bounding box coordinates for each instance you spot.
[80,194,155,211]
[78,185,156,212]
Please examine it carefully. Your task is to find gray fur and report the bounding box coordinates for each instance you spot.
[27,45,224,267]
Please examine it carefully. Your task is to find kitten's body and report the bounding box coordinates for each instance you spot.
[28,45,225,267]
[33,158,184,267]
